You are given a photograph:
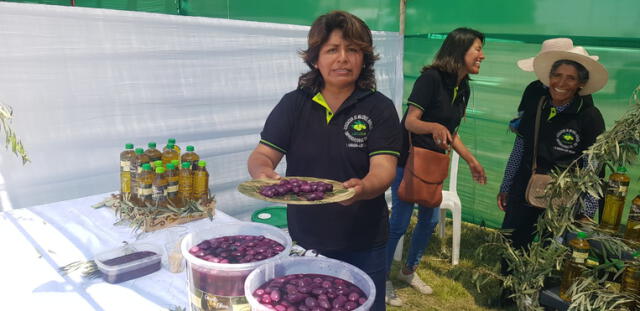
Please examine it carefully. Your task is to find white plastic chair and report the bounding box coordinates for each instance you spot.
[392,151,462,265]
[439,151,461,265]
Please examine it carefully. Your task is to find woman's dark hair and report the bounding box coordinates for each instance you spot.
[549,59,590,85]
[421,27,484,75]
[298,10,379,93]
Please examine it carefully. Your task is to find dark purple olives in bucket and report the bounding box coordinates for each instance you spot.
[252,274,368,311]
[188,235,285,264]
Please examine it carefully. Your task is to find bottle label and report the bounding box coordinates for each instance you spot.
[629,203,640,222]
[167,184,178,194]
[572,249,589,264]
[120,160,131,172]
[138,184,153,198]
[607,180,629,198]
[152,185,166,201]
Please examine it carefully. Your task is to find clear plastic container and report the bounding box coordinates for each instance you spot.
[95,242,162,284]
[181,222,292,311]
[244,256,375,311]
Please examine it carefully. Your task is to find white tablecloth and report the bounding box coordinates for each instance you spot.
[0,192,238,310]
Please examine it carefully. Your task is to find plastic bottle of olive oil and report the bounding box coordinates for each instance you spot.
[152,166,168,207]
[161,143,179,166]
[120,143,135,198]
[181,145,200,169]
[144,142,162,163]
[137,163,153,206]
[164,138,181,156]
[131,148,150,203]
[624,195,640,245]
[621,252,640,310]
[192,160,209,202]
[165,163,179,205]
[600,166,631,233]
[559,232,590,302]
[178,161,193,204]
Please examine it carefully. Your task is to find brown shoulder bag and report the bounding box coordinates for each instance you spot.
[398,134,450,207]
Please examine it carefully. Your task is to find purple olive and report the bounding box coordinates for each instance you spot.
[300,184,312,193]
[304,297,317,308]
[347,292,360,302]
[271,288,282,302]
[344,301,357,311]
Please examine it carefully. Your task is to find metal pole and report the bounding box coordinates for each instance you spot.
[399,0,406,35]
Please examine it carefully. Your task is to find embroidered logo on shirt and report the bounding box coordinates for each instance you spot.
[554,128,580,153]
[344,114,372,148]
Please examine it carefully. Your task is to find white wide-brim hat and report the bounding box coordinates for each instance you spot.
[517,38,600,72]
[533,46,608,95]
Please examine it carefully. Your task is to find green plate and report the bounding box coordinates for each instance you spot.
[237,176,355,205]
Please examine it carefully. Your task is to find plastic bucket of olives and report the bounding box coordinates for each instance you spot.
[181,222,293,311]
[244,256,375,311]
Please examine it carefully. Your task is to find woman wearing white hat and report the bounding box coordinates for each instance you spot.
[497,44,608,251]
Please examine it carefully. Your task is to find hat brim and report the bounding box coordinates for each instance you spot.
[533,51,608,95]
[517,57,535,72]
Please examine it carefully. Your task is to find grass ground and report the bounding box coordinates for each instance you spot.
[387,217,518,311]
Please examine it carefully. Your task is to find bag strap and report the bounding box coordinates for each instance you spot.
[407,126,450,155]
[531,97,546,173]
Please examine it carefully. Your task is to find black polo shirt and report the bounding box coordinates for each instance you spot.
[517,84,605,174]
[259,87,402,252]
[398,68,470,167]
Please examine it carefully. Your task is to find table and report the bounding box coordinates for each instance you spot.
[0,192,238,311]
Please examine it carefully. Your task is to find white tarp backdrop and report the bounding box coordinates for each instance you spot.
[0,3,403,219]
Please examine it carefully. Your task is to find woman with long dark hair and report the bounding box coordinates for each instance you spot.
[385,27,487,306]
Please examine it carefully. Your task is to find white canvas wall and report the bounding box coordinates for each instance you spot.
[0,3,403,219]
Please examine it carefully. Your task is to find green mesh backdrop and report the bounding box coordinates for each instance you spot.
[6,0,640,229]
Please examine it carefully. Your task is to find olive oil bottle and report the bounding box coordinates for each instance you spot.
[181,145,200,169]
[144,142,162,163]
[621,252,640,310]
[625,195,640,245]
[137,163,153,206]
[131,148,150,203]
[161,143,179,166]
[559,232,590,302]
[600,166,630,233]
[120,143,135,198]
[164,138,181,156]
[192,160,209,202]
[165,163,179,205]
[152,166,168,207]
[178,161,193,203]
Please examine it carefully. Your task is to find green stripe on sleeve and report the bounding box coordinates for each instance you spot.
[407,101,424,110]
[369,150,400,157]
[260,139,287,154]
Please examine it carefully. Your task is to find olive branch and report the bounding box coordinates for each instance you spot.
[0,102,29,164]
[473,84,640,310]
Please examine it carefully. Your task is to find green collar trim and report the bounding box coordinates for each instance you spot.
[312,92,334,124]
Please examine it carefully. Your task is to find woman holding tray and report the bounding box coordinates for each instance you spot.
[247,10,401,311]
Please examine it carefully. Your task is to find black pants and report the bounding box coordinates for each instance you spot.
[501,202,545,249]
[500,198,545,276]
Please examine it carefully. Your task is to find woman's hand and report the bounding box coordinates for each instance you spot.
[339,178,365,206]
[430,123,452,150]
[254,170,281,180]
[469,160,486,184]
[497,192,508,211]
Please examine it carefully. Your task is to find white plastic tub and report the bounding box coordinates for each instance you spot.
[244,256,375,311]
[181,222,292,311]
